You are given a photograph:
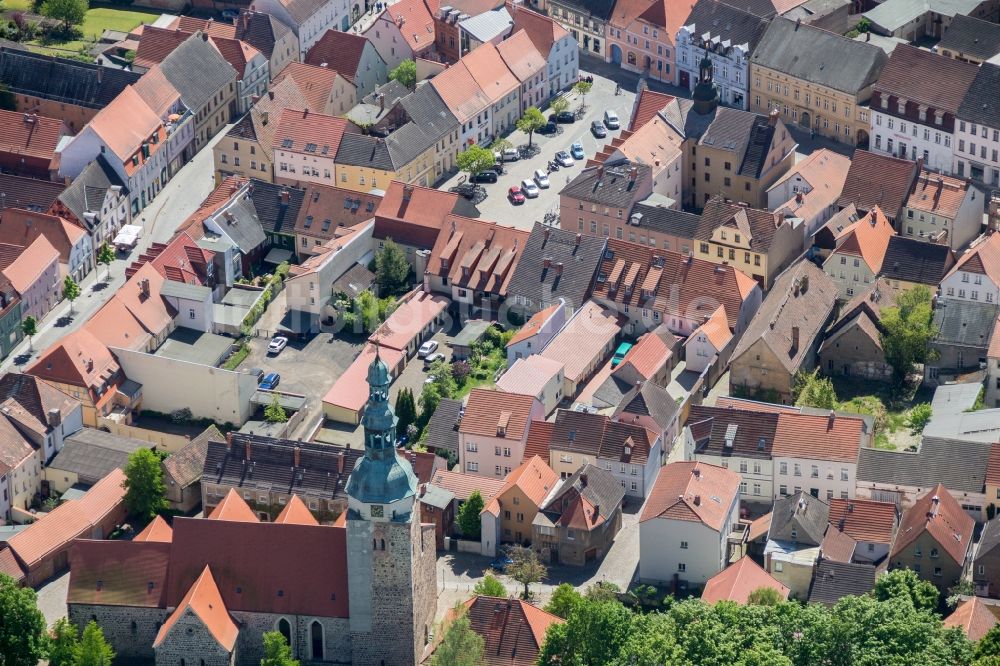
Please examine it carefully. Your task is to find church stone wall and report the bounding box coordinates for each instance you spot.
[153,608,234,666]
[413,523,438,653]
[231,611,351,665]
[68,603,167,662]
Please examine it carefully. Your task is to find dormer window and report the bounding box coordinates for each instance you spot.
[918,106,927,122]
[897,99,906,114]
[880,96,888,110]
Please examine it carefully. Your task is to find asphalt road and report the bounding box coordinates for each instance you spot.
[2,126,231,374]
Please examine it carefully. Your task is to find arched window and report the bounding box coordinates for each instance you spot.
[277,618,292,649]
[311,621,324,660]
[380,538,385,551]
[131,621,137,634]
[180,660,186,666]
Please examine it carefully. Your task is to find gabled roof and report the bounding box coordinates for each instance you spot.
[702,556,790,604]
[618,328,674,379]
[208,488,261,522]
[273,494,319,525]
[958,62,1000,128]
[773,411,864,463]
[880,235,955,285]
[507,303,561,347]
[426,216,528,296]
[938,15,1000,61]
[550,409,655,465]
[374,181,466,249]
[539,301,621,384]
[681,0,770,53]
[294,184,381,241]
[562,160,651,208]
[429,60,491,122]
[629,87,676,132]
[769,491,830,546]
[1,235,58,297]
[829,206,895,274]
[614,380,678,429]
[976,516,1000,562]
[483,455,559,515]
[541,463,625,531]
[68,538,169,606]
[905,170,974,221]
[85,86,163,169]
[506,223,605,311]
[807,559,876,605]
[820,526,858,563]
[731,261,837,375]
[931,299,998,348]
[424,397,462,455]
[874,44,978,115]
[134,25,190,69]
[947,233,1000,285]
[272,62,351,115]
[159,32,237,112]
[0,207,84,264]
[687,404,779,459]
[378,0,439,55]
[47,428,146,483]
[640,461,740,530]
[335,133,396,171]
[523,420,553,461]
[27,327,120,395]
[636,0,697,39]
[430,468,506,502]
[496,356,564,400]
[688,305,732,351]
[234,10,293,59]
[510,4,569,58]
[945,597,1000,642]
[891,484,974,565]
[56,154,126,226]
[750,17,887,95]
[858,436,992,493]
[0,373,77,438]
[0,47,140,110]
[837,150,919,219]
[154,566,238,651]
[304,31,378,84]
[0,109,63,168]
[828,497,897,545]
[552,0,616,20]
[249,179,304,236]
[460,388,538,441]
[769,148,851,222]
[698,198,790,250]
[170,16,237,39]
[134,515,174,543]
[0,173,64,212]
[457,596,563,666]
[162,425,219,490]
[496,30,545,83]
[273,107,352,157]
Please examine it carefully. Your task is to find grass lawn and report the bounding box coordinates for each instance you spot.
[4,0,32,11]
[831,376,932,450]
[25,4,160,57]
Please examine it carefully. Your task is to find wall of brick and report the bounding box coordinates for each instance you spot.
[154,608,233,666]
[68,603,167,662]
[231,611,351,665]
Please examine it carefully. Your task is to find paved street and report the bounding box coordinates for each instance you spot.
[1,126,232,374]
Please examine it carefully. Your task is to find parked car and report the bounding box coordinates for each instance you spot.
[570,142,585,160]
[221,8,239,19]
[452,182,478,200]
[591,120,607,138]
[267,336,288,355]
[490,556,513,572]
[473,170,498,183]
[495,147,519,162]
[418,340,439,358]
[521,179,540,198]
[612,341,633,367]
[508,186,526,204]
[424,352,446,365]
[533,169,550,188]
[555,111,576,123]
[554,150,574,167]
[604,110,621,129]
[260,373,280,390]
[538,122,558,135]
[246,367,264,383]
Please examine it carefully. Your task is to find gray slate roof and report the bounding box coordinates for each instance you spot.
[214,196,267,253]
[930,382,984,416]
[561,160,651,208]
[923,409,1000,444]
[682,0,770,52]
[336,133,396,171]
[857,436,993,492]
[957,62,1000,128]
[425,398,463,455]
[614,380,678,429]
[863,0,985,33]
[749,17,887,95]
[506,223,606,312]
[937,15,1000,62]
[630,199,701,239]
[541,462,625,517]
[975,518,1000,562]
[549,0,616,20]
[808,559,877,605]
[235,10,294,60]
[880,236,954,286]
[159,33,238,112]
[931,299,999,348]
[0,47,140,109]
[249,179,304,235]
[385,84,461,168]
[57,154,126,228]
[48,429,149,484]
[769,491,830,547]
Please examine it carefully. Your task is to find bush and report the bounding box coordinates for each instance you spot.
[907,403,932,434]
[170,408,193,424]
[451,361,471,385]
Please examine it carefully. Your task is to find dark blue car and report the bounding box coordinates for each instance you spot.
[260,372,280,390]
[490,556,513,572]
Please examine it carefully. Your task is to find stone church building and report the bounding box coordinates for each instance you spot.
[66,350,438,665]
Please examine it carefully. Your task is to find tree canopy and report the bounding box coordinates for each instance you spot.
[388,59,417,88]
[880,286,937,385]
[0,573,48,666]
[794,368,838,410]
[96,243,115,280]
[62,275,80,314]
[873,569,939,612]
[75,621,115,666]
[473,573,507,598]
[374,239,410,295]
[261,631,299,666]
[456,145,495,177]
[545,583,583,618]
[516,107,546,147]
[41,0,87,27]
[122,447,168,521]
[431,607,485,666]
[549,96,570,116]
[457,490,484,539]
[48,618,79,666]
[504,544,546,600]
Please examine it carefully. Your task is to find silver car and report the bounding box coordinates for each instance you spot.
[533,169,550,188]
[521,179,540,198]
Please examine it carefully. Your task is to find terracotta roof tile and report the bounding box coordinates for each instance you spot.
[273,494,319,525]
[484,455,559,515]
[374,181,463,248]
[0,108,63,171]
[690,304,731,350]
[828,497,897,545]
[891,484,974,565]
[701,555,789,603]
[987,316,1000,360]
[382,0,439,55]
[134,26,190,68]
[832,206,895,273]
[948,233,1000,285]
[429,468,506,502]
[27,328,120,398]
[0,547,24,583]
[272,62,351,114]
[609,0,657,30]
[637,0,693,36]
[522,420,553,461]
[496,356,563,399]
[426,216,528,297]
[67,539,168,607]
[460,388,539,441]
[86,86,164,172]
[304,31,370,83]
[0,207,84,264]
[132,66,181,117]
[629,87,675,131]
[462,42,519,104]
[322,343,405,414]
[749,511,771,541]
[820,526,857,562]
[208,488,261,522]
[496,31,546,84]
[506,303,559,347]
[510,4,567,57]
[454,596,563,666]
[272,107,353,157]
[368,289,448,351]
[171,16,237,39]
[837,150,919,219]
[944,597,1000,641]
[430,61,491,122]
[769,148,851,221]
[294,184,382,241]
[640,461,740,530]
[1,234,57,296]
[618,329,673,379]
[126,231,213,285]
[154,566,238,651]
[772,411,863,463]
[539,301,620,383]
[134,515,174,542]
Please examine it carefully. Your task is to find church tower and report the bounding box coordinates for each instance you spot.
[345,348,437,665]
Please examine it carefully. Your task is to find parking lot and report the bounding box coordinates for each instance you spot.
[440,70,638,231]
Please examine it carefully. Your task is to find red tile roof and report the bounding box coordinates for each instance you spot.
[0,546,24,583]
[171,16,238,39]
[382,0,439,55]
[619,328,673,379]
[367,289,448,351]
[134,515,173,542]
[690,305,732,350]
[874,44,979,116]
[461,43,519,104]
[374,181,462,249]
[273,494,319,525]
[304,31,370,83]
[837,150,919,219]
[640,461,740,531]
[426,216,528,297]
[496,31,546,84]
[0,207,85,264]
[67,539,169,607]
[1,235,58,296]
[891,484,974,566]
[27,328,121,398]
[540,301,621,384]
[988,316,1000,361]
[701,555,789,604]
[636,0,690,36]
[483,455,559,515]
[154,566,239,651]
[272,107,353,157]
[126,231,214,285]
[323,343,405,415]
[429,61,491,122]
[429,468,506,502]
[832,206,895,273]
[820,527,858,563]
[948,232,1000,284]
[828,497,897,545]
[134,26,190,69]
[522,420,553,461]
[453,596,563,666]
[510,4,569,57]
[0,109,64,170]
[772,411,864,463]
[208,488,261,522]
[272,62,351,115]
[460,388,539,441]
[945,597,1000,641]
[506,303,559,347]
[629,87,675,131]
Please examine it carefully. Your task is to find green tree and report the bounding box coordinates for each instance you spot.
[75,621,114,666]
[880,285,937,385]
[538,599,633,666]
[747,586,783,606]
[545,582,583,618]
[264,393,288,423]
[374,239,410,295]
[573,80,593,110]
[873,568,939,612]
[456,489,484,539]
[585,581,621,601]
[417,382,442,427]
[473,573,507,598]
[492,137,514,157]
[122,447,168,521]
[62,275,80,314]
[0,573,48,666]
[456,144,496,179]
[907,403,933,435]
[793,368,838,410]
[388,58,416,89]
[356,290,383,333]
[261,631,299,666]
[976,625,1000,662]
[431,606,485,666]
[428,357,457,399]
[96,243,115,281]
[20,315,36,351]
[516,106,546,148]
[48,618,79,666]
[395,387,417,438]
[549,95,570,117]
[504,544,545,600]
[41,0,87,28]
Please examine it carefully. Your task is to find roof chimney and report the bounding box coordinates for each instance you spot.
[337,450,345,473]
[226,431,233,451]
[402,184,413,201]
[795,191,803,204]
[694,495,701,506]
[542,226,550,244]
[692,467,701,478]
[629,167,638,183]
[245,440,252,461]
[554,262,563,275]
[827,410,835,430]
[293,445,301,468]
[46,407,61,428]
[597,165,605,180]
[575,233,581,246]
[280,189,290,206]
[790,326,800,353]
[769,108,779,126]
[202,31,209,41]
[96,64,103,84]
[580,473,588,488]
[302,108,309,118]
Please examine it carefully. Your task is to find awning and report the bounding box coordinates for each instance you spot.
[264,248,293,265]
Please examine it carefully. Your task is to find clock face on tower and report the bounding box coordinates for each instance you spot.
[370,504,384,518]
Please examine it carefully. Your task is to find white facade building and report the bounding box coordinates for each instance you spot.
[253,0,352,57]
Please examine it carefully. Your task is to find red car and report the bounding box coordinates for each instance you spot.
[508,186,525,204]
